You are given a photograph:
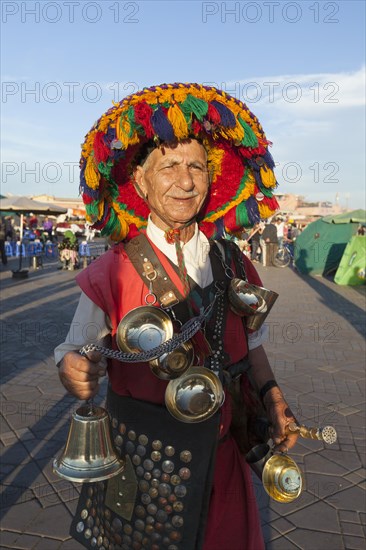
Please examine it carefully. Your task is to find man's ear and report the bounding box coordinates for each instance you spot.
[133,166,146,199]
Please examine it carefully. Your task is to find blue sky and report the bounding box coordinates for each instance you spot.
[2,0,365,209]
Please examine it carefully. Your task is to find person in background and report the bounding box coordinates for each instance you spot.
[249,222,263,263]
[275,216,285,248]
[285,220,300,256]
[42,216,53,239]
[260,219,278,266]
[0,217,7,265]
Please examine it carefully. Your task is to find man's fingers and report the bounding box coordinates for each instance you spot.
[84,350,103,363]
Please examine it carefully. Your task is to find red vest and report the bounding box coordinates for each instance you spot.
[76,235,262,434]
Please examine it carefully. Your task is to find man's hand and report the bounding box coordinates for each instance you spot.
[263,386,299,453]
[59,350,106,400]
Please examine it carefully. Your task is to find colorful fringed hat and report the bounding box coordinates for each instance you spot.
[80,83,279,241]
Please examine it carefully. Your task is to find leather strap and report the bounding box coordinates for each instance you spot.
[125,233,185,308]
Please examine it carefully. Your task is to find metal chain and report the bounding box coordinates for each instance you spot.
[79,285,226,363]
[79,313,202,363]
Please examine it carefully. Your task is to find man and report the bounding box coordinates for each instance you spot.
[260,219,278,266]
[55,83,298,550]
[275,216,285,249]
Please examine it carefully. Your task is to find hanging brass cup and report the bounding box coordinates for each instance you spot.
[228,278,267,317]
[245,285,279,331]
[149,340,194,380]
[165,366,224,423]
[116,306,173,356]
[246,443,302,502]
[53,405,125,483]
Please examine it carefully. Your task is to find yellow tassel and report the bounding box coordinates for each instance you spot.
[205,143,225,184]
[97,199,104,220]
[260,166,277,188]
[85,156,100,189]
[258,203,276,219]
[172,88,189,103]
[167,104,189,139]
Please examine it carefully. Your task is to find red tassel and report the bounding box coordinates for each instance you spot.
[192,120,202,135]
[224,207,239,233]
[93,131,110,163]
[207,103,221,124]
[263,196,280,210]
[134,102,154,138]
[202,143,244,217]
[82,193,94,205]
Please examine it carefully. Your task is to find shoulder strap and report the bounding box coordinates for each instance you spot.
[124,233,185,308]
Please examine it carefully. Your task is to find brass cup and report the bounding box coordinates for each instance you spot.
[245,285,279,331]
[246,444,302,502]
[262,453,302,502]
[149,340,194,380]
[165,366,224,423]
[116,306,173,357]
[228,278,267,317]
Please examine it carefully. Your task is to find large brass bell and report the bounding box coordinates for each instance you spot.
[165,366,224,423]
[116,306,173,356]
[246,443,302,502]
[53,405,125,483]
[149,340,194,380]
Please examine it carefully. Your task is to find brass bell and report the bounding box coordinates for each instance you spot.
[165,366,224,423]
[53,405,125,483]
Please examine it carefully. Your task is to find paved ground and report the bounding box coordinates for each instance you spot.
[0,251,365,549]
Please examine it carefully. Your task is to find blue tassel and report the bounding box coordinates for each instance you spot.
[211,101,236,128]
[263,150,275,169]
[104,127,116,145]
[151,106,176,142]
[246,196,260,224]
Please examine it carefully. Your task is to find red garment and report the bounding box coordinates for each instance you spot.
[76,236,265,550]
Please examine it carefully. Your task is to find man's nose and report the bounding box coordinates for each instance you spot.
[177,165,195,188]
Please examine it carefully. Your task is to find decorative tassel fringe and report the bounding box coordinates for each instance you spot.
[79,83,280,240]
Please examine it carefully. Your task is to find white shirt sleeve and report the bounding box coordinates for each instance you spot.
[54,291,110,366]
[247,324,269,351]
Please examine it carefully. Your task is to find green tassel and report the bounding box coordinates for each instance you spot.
[181,95,208,122]
[259,186,273,198]
[87,200,100,220]
[98,160,113,181]
[103,208,118,235]
[236,203,250,227]
[238,116,258,148]
[127,106,136,138]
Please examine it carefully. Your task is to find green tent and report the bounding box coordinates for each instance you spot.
[294,210,366,276]
[334,236,366,285]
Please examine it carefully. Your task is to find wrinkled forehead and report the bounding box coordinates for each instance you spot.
[136,138,207,167]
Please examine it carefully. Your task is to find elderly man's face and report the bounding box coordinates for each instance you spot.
[134,140,209,230]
